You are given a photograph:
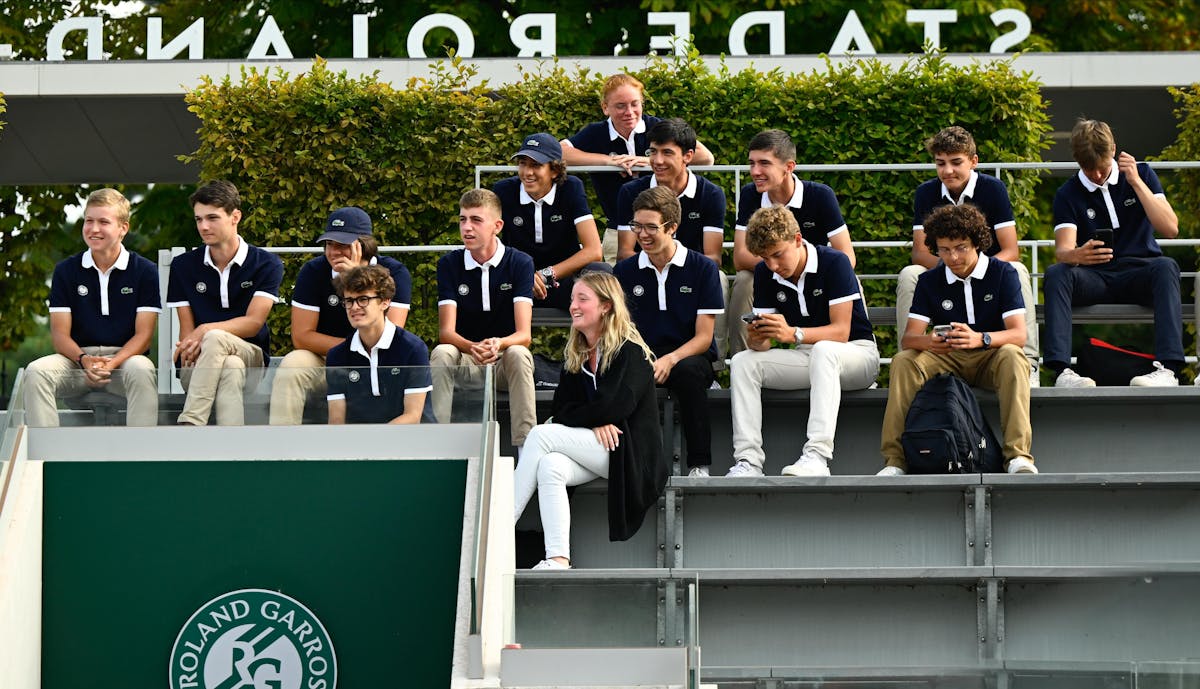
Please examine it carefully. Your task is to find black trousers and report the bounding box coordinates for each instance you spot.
[661,354,715,468]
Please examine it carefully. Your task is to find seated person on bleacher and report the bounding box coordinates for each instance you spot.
[430,189,536,448]
[727,205,879,478]
[897,126,1040,385]
[878,204,1036,476]
[326,265,433,425]
[1044,118,1183,388]
[169,180,284,426]
[24,188,161,427]
[269,206,412,425]
[727,129,856,358]
[493,133,602,310]
[614,118,725,265]
[614,186,725,478]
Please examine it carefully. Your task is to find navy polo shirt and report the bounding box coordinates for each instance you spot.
[493,175,594,269]
[166,238,284,360]
[1053,161,1166,259]
[615,171,727,256]
[325,321,435,424]
[913,171,1016,257]
[910,256,1024,333]
[291,255,413,340]
[736,174,847,248]
[614,242,725,360]
[436,241,534,343]
[752,242,873,342]
[48,247,162,349]
[567,114,662,222]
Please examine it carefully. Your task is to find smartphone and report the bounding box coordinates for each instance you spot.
[740,313,761,324]
[1093,228,1114,246]
[932,324,953,339]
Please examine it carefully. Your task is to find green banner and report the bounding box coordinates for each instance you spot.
[42,459,467,689]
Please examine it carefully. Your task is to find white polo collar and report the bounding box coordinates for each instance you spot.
[941,170,980,204]
[943,255,990,284]
[1077,160,1120,192]
[464,240,506,270]
[771,240,819,293]
[649,169,698,199]
[637,240,687,271]
[607,117,647,142]
[761,173,804,209]
[203,236,249,269]
[350,320,397,357]
[82,245,130,272]
[519,183,558,206]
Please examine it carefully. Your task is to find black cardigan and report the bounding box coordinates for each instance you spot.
[551,340,666,541]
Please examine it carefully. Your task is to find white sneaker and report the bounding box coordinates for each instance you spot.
[687,465,710,478]
[1054,368,1096,388]
[1029,364,1041,388]
[1130,361,1178,387]
[781,455,831,477]
[532,559,571,570]
[876,465,906,477]
[725,459,764,477]
[1006,457,1039,474]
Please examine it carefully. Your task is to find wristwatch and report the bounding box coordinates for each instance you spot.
[539,266,557,285]
[981,332,992,350]
[793,327,805,345]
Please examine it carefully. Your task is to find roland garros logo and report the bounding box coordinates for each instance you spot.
[170,589,337,689]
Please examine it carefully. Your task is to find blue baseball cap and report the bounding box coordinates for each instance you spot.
[512,133,563,164]
[317,207,372,244]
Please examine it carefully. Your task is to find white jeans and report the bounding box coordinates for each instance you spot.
[896,261,1039,363]
[730,339,879,469]
[513,423,611,561]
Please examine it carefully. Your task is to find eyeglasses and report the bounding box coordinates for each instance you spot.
[629,222,668,235]
[935,244,974,257]
[342,295,383,309]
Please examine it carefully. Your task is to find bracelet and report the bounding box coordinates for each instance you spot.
[76,353,86,368]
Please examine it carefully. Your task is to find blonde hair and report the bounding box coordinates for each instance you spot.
[564,271,654,375]
[85,188,131,225]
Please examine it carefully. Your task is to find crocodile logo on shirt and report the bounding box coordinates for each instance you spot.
[803,221,816,229]
[550,214,563,223]
[499,283,513,291]
[241,281,253,289]
[679,286,693,294]
[1124,198,1137,206]
[688,211,701,220]
[121,287,133,295]
[984,293,994,301]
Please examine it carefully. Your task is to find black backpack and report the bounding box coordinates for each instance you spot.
[901,373,1004,474]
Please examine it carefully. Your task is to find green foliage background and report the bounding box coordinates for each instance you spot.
[182,52,1050,355]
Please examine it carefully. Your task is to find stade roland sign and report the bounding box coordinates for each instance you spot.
[170,589,337,689]
[42,8,1032,61]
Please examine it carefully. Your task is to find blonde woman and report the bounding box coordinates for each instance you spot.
[513,271,666,569]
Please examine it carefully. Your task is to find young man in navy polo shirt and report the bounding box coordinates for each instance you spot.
[168,180,284,426]
[614,186,725,477]
[727,205,879,478]
[268,206,413,424]
[1044,119,1183,388]
[326,265,433,424]
[878,204,1036,476]
[493,132,602,310]
[897,126,1040,383]
[430,189,537,447]
[727,129,856,358]
[24,188,161,427]
[614,118,726,266]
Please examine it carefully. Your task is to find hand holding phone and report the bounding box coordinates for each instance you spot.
[740,313,761,324]
[1093,228,1114,247]
[932,324,952,340]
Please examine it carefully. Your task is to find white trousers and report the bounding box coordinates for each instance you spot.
[730,340,879,469]
[23,348,158,427]
[513,423,611,561]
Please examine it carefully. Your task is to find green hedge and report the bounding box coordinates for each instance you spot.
[184,52,1050,356]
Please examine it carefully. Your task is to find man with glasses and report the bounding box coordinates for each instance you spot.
[326,265,433,424]
[614,186,725,477]
[877,203,1036,476]
[269,206,413,424]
